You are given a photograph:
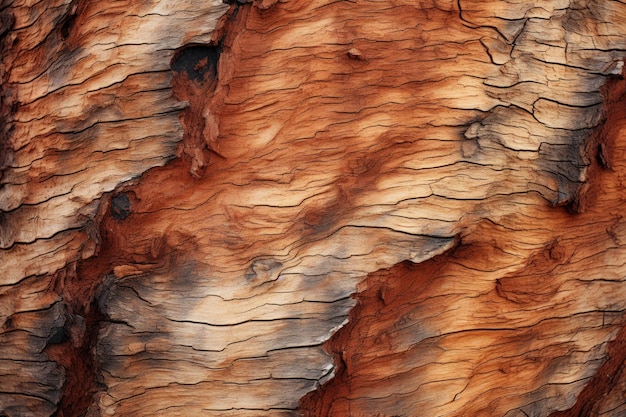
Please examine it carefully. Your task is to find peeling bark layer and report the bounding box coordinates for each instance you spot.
[0,0,229,415]
[2,0,626,416]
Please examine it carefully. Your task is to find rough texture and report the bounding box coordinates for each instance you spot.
[2,0,626,416]
[0,0,229,415]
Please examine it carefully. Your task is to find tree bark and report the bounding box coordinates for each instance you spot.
[2,0,626,416]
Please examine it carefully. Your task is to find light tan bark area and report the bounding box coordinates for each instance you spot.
[2,0,626,416]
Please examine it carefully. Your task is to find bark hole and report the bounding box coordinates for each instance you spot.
[47,326,70,346]
[60,14,76,40]
[171,45,221,83]
[111,193,131,221]
[0,11,14,38]
[171,41,226,177]
[299,248,457,415]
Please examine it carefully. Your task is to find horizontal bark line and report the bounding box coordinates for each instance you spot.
[3,0,626,416]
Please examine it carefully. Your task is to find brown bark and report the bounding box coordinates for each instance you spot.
[2,0,626,416]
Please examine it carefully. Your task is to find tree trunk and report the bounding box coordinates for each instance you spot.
[2,0,626,416]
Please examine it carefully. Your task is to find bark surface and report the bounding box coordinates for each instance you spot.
[2,0,626,416]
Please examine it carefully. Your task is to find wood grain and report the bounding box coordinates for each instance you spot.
[0,0,228,415]
[1,0,626,416]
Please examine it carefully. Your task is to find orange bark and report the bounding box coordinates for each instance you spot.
[2,1,626,416]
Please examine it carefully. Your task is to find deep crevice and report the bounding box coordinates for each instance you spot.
[171,45,221,82]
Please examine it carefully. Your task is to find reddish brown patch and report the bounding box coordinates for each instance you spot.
[570,67,626,215]
[549,325,626,417]
[299,255,453,415]
[171,47,220,178]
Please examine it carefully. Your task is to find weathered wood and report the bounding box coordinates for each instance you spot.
[2,0,626,416]
[0,0,229,415]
